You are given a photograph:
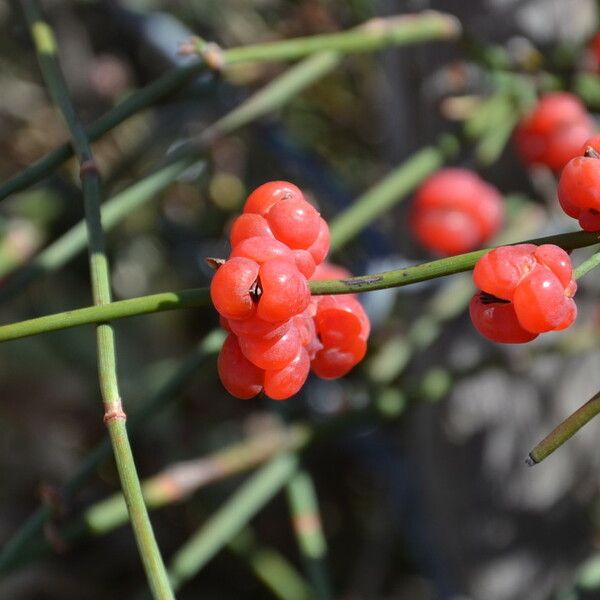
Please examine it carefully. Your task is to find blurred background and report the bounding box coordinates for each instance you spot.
[2,0,600,598]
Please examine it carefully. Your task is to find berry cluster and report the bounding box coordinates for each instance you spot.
[558,135,600,231]
[470,244,577,343]
[409,168,504,256]
[211,181,370,400]
[514,92,595,172]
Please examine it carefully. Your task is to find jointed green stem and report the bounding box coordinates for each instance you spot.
[22,2,173,597]
[0,229,596,343]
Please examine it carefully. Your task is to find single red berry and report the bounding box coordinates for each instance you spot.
[311,337,367,379]
[218,334,264,399]
[314,295,370,347]
[307,217,330,265]
[292,249,316,279]
[230,236,294,265]
[469,293,538,344]
[533,244,573,288]
[257,258,310,322]
[514,92,594,171]
[266,198,321,249]
[512,265,574,333]
[409,168,504,256]
[263,347,310,400]
[472,244,537,301]
[229,213,273,247]
[238,326,302,370]
[210,257,259,321]
[578,208,600,231]
[244,181,304,216]
[228,313,290,340]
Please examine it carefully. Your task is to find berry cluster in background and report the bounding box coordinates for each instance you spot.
[211,182,370,400]
[409,168,504,256]
[514,92,596,172]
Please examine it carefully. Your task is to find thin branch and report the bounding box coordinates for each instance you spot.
[0,11,460,201]
[0,229,596,343]
[22,2,173,597]
[285,470,332,600]
[574,248,600,279]
[167,454,298,592]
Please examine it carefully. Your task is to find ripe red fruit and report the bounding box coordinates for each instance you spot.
[263,347,310,400]
[409,168,504,256]
[292,249,316,279]
[257,258,311,322]
[307,217,330,265]
[472,244,537,301]
[469,293,538,344]
[229,213,273,247]
[230,236,294,265]
[514,92,595,171]
[238,326,302,370]
[210,257,259,321]
[266,198,321,250]
[244,181,304,216]
[470,244,577,342]
[228,313,290,340]
[218,334,264,399]
[558,140,600,231]
[311,337,367,379]
[512,265,576,333]
[314,295,370,347]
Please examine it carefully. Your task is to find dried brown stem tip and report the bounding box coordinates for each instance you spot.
[205,257,226,271]
[584,146,600,159]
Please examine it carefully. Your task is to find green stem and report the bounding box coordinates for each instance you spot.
[0,332,223,573]
[220,11,459,65]
[0,159,194,300]
[329,134,459,250]
[285,470,332,600]
[23,3,173,597]
[0,11,459,201]
[574,248,600,279]
[0,48,346,299]
[0,229,596,343]
[229,528,313,600]
[527,389,600,465]
[168,454,298,591]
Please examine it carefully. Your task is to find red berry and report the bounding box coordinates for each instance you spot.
[292,249,316,279]
[307,218,330,265]
[311,337,367,379]
[514,92,594,171]
[314,295,370,347]
[257,258,310,322]
[218,334,264,399]
[266,198,320,249]
[228,313,290,340]
[229,213,273,247]
[469,293,538,344]
[409,168,504,256]
[244,181,304,216]
[263,347,310,400]
[238,326,302,370]
[578,208,600,231]
[231,236,294,265]
[512,265,574,333]
[470,244,577,342]
[210,257,259,321]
